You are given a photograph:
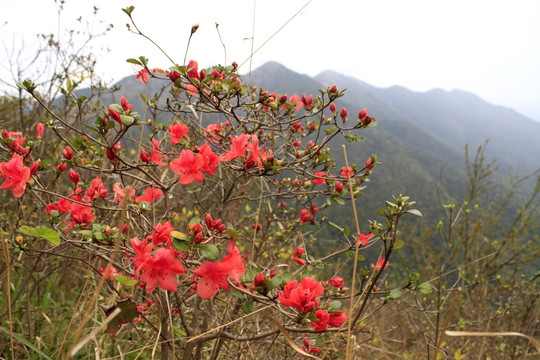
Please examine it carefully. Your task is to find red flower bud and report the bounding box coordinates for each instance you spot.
[169,71,182,85]
[63,146,74,160]
[140,150,150,163]
[358,108,367,120]
[244,158,256,169]
[340,107,348,122]
[335,181,343,193]
[2,129,8,139]
[205,214,213,229]
[329,103,336,113]
[69,168,80,185]
[108,108,122,125]
[30,160,40,176]
[121,96,132,111]
[329,85,338,94]
[254,273,265,287]
[278,94,288,104]
[194,232,204,244]
[57,163,67,173]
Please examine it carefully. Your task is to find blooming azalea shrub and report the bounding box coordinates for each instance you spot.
[0,6,423,359]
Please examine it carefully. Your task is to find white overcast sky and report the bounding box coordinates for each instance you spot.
[1,0,539,121]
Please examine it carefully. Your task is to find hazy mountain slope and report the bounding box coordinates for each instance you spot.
[315,70,540,173]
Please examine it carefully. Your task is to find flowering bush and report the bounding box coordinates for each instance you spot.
[0,6,423,359]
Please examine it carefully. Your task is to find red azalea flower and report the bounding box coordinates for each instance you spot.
[365,157,374,171]
[0,154,31,198]
[149,138,168,166]
[46,203,58,216]
[187,60,199,80]
[112,182,135,203]
[341,166,353,178]
[65,202,95,233]
[37,123,45,139]
[314,171,326,185]
[357,233,374,246]
[193,240,246,299]
[220,134,250,162]
[57,198,70,213]
[121,96,132,111]
[278,277,324,315]
[136,68,149,84]
[303,338,320,354]
[135,187,163,204]
[136,247,185,293]
[335,181,343,193]
[169,123,190,144]
[199,143,219,175]
[311,309,330,331]
[151,221,174,246]
[288,94,303,111]
[84,177,108,202]
[170,149,205,184]
[328,276,344,290]
[328,311,348,327]
[371,257,390,270]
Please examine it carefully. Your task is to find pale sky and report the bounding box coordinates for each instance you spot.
[1,0,539,121]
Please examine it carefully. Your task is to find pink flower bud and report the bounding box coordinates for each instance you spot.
[329,85,338,94]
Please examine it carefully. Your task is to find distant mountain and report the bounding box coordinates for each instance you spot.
[314,69,540,174]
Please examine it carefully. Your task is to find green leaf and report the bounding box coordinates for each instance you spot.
[172,238,191,252]
[418,282,432,294]
[377,208,388,217]
[201,244,220,261]
[270,275,283,290]
[393,240,405,250]
[0,326,53,360]
[19,226,60,246]
[114,275,138,286]
[243,301,254,314]
[108,103,123,113]
[329,300,342,310]
[343,226,350,237]
[405,209,423,217]
[389,289,403,299]
[121,6,135,16]
[120,114,135,126]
